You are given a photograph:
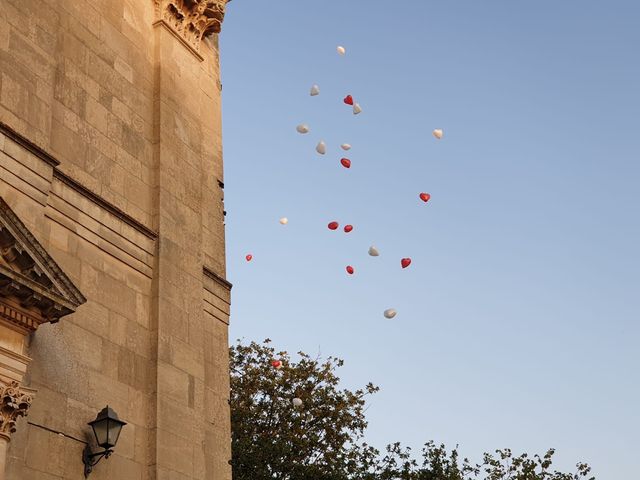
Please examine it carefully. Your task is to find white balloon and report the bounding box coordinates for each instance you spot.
[337,45,346,55]
[383,309,397,319]
[316,141,326,155]
[296,124,310,134]
[310,84,320,96]
[292,397,303,407]
[353,103,362,115]
[432,129,443,139]
[340,143,352,151]
[279,217,288,225]
[368,246,380,257]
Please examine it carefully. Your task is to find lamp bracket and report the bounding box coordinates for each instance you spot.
[82,445,113,478]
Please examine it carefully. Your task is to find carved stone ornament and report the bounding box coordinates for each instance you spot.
[0,198,86,332]
[155,0,230,50]
[0,381,34,441]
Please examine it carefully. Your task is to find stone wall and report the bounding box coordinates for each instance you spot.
[0,0,231,479]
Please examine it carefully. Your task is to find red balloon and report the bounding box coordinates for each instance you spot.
[340,158,351,169]
[346,265,355,275]
[344,225,353,233]
[328,221,339,230]
[343,95,354,105]
[245,254,253,262]
[419,192,431,203]
[401,258,412,269]
[271,360,282,369]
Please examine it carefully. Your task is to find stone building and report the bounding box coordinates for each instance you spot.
[0,0,233,479]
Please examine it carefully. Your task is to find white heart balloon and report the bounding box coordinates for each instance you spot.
[316,141,326,155]
[368,246,380,257]
[383,309,397,319]
[296,124,309,134]
[310,84,320,96]
[340,143,352,151]
[279,217,288,225]
[432,129,443,139]
[292,397,303,407]
[353,103,362,115]
[337,46,346,55]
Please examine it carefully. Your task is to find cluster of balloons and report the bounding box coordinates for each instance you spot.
[246,44,444,325]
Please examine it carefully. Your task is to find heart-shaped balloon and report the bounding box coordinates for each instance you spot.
[344,225,353,233]
[384,309,397,319]
[419,193,431,203]
[245,254,253,262]
[279,217,288,225]
[340,158,351,168]
[341,143,352,151]
[432,129,443,139]
[310,84,320,96]
[337,45,346,55]
[368,246,380,257]
[343,95,354,105]
[296,124,309,134]
[346,265,354,275]
[316,141,326,154]
[292,397,303,407]
[353,103,362,115]
[271,360,282,369]
[328,221,339,230]
[401,258,412,269]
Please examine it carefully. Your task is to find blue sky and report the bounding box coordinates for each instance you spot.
[220,1,640,477]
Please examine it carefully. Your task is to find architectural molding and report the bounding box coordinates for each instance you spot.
[0,381,34,441]
[0,197,86,327]
[203,265,232,290]
[154,0,229,52]
[0,122,60,168]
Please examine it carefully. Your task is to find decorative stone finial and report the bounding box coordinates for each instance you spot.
[0,381,34,441]
[155,0,230,51]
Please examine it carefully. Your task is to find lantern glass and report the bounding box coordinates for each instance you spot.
[88,406,126,450]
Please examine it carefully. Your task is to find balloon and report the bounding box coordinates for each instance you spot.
[353,103,362,115]
[346,265,354,275]
[401,258,412,269]
[344,225,353,233]
[337,46,346,55]
[419,193,431,203]
[316,141,326,155]
[245,254,253,262]
[296,124,309,134]
[368,246,380,257]
[343,95,354,105]
[432,129,443,139]
[310,84,320,96]
[384,309,397,319]
[341,143,352,151]
[340,158,351,168]
[292,397,303,407]
[328,221,339,230]
[271,360,283,369]
[279,217,288,225]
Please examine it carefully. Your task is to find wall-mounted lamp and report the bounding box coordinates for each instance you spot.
[82,406,127,477]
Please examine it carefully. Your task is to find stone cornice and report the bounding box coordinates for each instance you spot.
[154,0,230,52]
[0,381,34,441]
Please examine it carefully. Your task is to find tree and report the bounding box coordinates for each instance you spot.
[230,339,594,480]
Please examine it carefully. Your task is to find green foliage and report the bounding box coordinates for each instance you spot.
[230,339,595,480]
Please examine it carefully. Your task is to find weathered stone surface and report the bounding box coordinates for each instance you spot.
[0,0,232,478]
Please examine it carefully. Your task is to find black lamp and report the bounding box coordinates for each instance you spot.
[82,406,127,477]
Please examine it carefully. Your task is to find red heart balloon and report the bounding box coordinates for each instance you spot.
[328,221,339,230]
[401,258,412,269]
[271,360,282,369]
[344,225,353,233]
[340,158,351,168]
[343,95,354,105]
[245,254,253,262]
[346,265,355,275]
[419,192,431,203]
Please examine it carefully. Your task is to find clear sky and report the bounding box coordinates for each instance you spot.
[220,2,640,477]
